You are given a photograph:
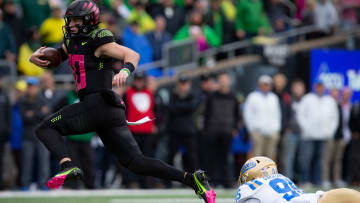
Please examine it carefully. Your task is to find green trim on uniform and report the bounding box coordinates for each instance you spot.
[99,61,103,70]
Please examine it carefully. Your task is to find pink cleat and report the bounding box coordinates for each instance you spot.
[205,189,217,203]
[46,167,83,189]
[193,170,216,203]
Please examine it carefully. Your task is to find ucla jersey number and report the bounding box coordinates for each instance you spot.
[269,178,302,201]
[236,177,303,202]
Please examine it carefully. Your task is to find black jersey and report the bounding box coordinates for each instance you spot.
[65,28,115,99]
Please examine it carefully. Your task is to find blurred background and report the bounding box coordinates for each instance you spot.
[0,0,360,194]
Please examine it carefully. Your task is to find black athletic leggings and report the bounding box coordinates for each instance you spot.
[35,91,184,183]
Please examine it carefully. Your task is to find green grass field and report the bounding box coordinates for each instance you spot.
[0,187,350,203]
[0,189,236,203]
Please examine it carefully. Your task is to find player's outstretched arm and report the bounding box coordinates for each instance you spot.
[95,42,140,87]
[29,46,50,68]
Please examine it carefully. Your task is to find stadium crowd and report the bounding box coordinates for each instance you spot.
[0,0,359,192]
[0,0,359,76]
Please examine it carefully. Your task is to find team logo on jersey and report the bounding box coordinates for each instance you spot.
[132,93,151,113]
[240,161,256,176]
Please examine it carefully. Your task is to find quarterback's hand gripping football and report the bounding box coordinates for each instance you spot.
[30,47,50,68]
[113,69,129,87]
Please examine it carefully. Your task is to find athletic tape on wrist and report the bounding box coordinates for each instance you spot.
[121,68,131,76]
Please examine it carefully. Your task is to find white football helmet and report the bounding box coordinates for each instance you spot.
[238,156,278,185]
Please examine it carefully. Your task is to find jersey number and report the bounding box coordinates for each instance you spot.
[69,54,86,91]
[269,178,300,201]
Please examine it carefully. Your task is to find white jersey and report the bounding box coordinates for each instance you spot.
[235,174,323,203]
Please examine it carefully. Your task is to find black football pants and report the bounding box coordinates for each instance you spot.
[35,91,184,183]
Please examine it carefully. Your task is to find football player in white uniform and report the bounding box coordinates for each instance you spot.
[235,156,360,203]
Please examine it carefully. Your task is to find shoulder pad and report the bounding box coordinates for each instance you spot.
[91,28,113,39]
[235,178,264,202]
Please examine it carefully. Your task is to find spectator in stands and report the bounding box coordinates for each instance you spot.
[145,15,171,77]
[39,71,66,113]
[171,0,196,16]
[145,15,172,61]
[124,71,156,188]
[349,92,360,186]
[196,74,217,169]
[204,0,236,45]
[203,72,239,188]
[65,90,96,189]
[341,87,352,184]
[0,8,16,63]
[174,10,221,51]
[297,80,338,187]
[17,27,44,76]
[243,75,281,161]
[122,21,153,65]
[19,77,50,191]
[0,76,11,190]
[284,79,305,180]
[167,74,199,174]
[337,0,360,28]
[235,0,272,39]
[337,88,353,185]
[314,0,339,35]
[295,0,306,21]
[2,0,25,50]
[199,73,218,105]
[302,0,316,26]
[10,80,28,189]
[272,73,291,172]
[149,0,186,36]
[322,88,346,189]
[128,0,155,34]
[39,4,65,47]
[106,0,131,19]
[267,0,292,32]
[20,0,51,31]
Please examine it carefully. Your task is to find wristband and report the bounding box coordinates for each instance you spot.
[121,68,131,76]
[28,57,33,63]
[122,62,135,74]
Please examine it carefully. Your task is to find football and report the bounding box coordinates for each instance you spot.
[39,47,62,68]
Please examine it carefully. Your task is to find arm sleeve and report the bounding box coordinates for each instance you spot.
[92,29,115,49]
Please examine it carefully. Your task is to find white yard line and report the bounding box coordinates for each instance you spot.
[109,198,235,203]
[0,189,235,198]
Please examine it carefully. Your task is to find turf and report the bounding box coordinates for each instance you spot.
[0,189,235,203]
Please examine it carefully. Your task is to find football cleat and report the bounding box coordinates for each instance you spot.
[193,170,216,203]
[47,167,83,189]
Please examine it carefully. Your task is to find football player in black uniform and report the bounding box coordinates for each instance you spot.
[29,1,215,202]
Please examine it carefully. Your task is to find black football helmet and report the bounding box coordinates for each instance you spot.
[63,0,100,39]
